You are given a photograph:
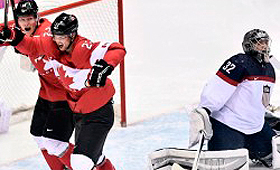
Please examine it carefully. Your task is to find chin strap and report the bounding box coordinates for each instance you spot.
[66,32,77,51]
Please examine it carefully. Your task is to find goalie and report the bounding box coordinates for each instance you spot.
[189,29,280,168]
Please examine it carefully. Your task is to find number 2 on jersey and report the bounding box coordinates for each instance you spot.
[82,41,93,49]
[222,61,236,74]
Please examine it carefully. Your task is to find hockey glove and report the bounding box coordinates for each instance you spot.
[88,59,114,87]
[0,27,24,46]
[188,107,213,149]
[0,27,11,44]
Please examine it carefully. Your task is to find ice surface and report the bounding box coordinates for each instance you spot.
[0,111,189,170]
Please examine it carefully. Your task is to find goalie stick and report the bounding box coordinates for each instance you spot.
[191,131,205,170]
[171,132,205,170]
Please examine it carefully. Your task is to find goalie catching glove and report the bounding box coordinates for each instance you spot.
[86,59,114,87]
[0,27,24,46]
[188,107,213,148]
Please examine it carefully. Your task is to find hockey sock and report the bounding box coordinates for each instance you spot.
[59,143,74,170]
[41,149,65,170]
[95,158,116,170]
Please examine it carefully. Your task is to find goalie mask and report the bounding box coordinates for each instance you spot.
[242,29,271,63]
[16,0,38,17]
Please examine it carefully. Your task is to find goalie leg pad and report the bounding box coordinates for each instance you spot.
[148,148,249,170]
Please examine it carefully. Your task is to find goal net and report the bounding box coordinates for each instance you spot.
[0,0,126,126]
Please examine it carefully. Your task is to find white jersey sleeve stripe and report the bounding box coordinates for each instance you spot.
[89,42,112,66]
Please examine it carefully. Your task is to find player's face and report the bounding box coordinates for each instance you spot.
[18,16,37,36]
[53,35,71,51]
[255,39,270,53]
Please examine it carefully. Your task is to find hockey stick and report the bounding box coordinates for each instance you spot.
[9,0,19,28]
[171,131,205,170]
[4,0,9,29]
[192,131,205,170]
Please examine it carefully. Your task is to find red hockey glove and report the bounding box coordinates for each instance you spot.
[88,59,114,87]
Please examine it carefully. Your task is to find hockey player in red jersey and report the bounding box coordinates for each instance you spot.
[0,12,125,170]
[0,1,75,169]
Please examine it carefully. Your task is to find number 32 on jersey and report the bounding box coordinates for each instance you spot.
[222,61,236,74]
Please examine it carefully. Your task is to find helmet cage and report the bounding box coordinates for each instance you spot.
[242,29,271,57]
[249,36,271,56]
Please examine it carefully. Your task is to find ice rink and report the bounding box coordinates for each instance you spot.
[1,0,280,169]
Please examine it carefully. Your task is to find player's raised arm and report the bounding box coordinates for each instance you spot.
[86,42,126,87]
[0,26,52,56]
[103,42,126,67]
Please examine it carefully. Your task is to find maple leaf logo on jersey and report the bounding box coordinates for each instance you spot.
[34,55,52,74]
[57,66,75,91]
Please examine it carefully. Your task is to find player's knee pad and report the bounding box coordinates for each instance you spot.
[71,154,94,170]
[43,137,69,157]
[272,135,280,169]
[32,135,45,150]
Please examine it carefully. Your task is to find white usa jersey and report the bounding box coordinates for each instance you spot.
[199,53,275,134]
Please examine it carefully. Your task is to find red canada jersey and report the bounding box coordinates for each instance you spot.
[16,34,126,113]
[16,18,67,102]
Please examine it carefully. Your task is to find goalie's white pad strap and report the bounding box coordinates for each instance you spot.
[71,154,94,170]
[149,148,249,170]
[272,135,280,169]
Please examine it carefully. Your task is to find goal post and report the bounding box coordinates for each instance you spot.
[0,0,127,127]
